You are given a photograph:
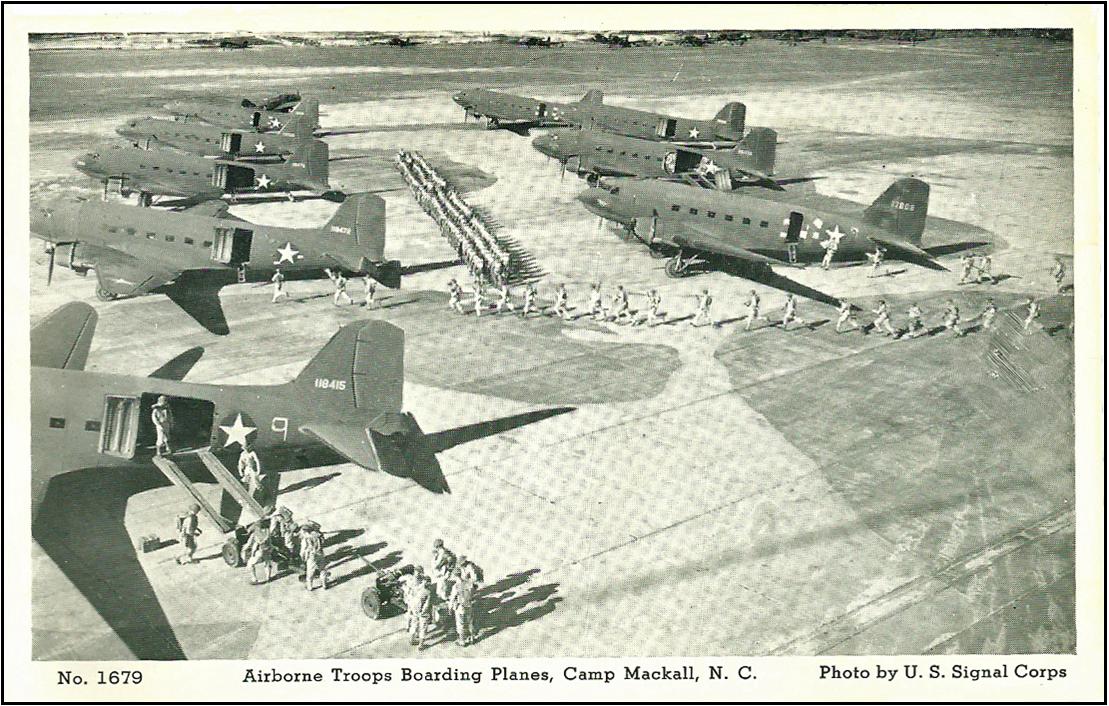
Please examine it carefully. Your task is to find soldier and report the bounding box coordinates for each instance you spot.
[458,555,484,589]
[1023,297,1040,332]
[432,539,457,624]
[271,268,289,303]
[744,290,767,331]
[958,254,976,284]
[400,567,424,641]
[269,507,297,556]
[820,234,840,270]
[870,300,896,336]
[978,297,998,330]
[494,282,515,314]
[691,289,714,327]
[835,301,859,334]
[410,574,434,649]
[175,504,202,565]
[977,254,997,284]
[635,289,663,327]
[300,522,329,591]
[553,283,570,320]
[781,294,806,331]
[363,275,378,308]
[151,395,173,456]
[588,283,604,320]
[472,281,486,318]
[904,302,926,338]
[332,271,353,306]
[237,442,263,496]
[609,285,631,322]
[447,279,465,315]
[866,246,887,278]
[520,283,538,318]
[942,299,966,336]
[1051,257,1066,293]
[244,521,274,585]
[448,566,477,647]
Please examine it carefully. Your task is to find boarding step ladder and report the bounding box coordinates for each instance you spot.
[194,448,267,522]
[151,455,235,533]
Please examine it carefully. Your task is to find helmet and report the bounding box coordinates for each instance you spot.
[433,539,444,548]
[156,395,168,405]
[189,503,200,513]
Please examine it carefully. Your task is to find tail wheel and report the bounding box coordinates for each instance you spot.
[665,256,691,279]
[486,117,500,130]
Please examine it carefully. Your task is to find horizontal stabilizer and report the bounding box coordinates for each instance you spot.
[869,235,948,271]
[149,346,204,380]
[31,302,97,370]
[301,423,380,469]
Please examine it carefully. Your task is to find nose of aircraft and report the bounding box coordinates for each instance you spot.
[531,133,556,158]
[451,91,468,106]
[72,153,96,174]
[29,205,53,239]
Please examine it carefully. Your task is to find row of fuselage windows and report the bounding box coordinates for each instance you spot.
[105,225,212,248]
[670,203,769,228]
[597,146,662,162]
[168,133,216,144]
[48,416,101,432]
[136,163,205,177]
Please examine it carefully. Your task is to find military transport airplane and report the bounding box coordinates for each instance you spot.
[116,98,319,160]
[72,138,335,206]
[452,87,747,143]
[532,126,780,190]
[30,193,398,334]
[576,176,953,284]
[164,93,312,132]
[30,304,573,659]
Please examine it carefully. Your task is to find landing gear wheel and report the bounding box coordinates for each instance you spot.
[361,586,383,619]
[95,287,118,302]
[665,256,691,279]
[486,117,500,130]
[222,538,243,567]
[585,173,599,186]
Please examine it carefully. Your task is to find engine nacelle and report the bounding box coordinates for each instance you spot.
[54,243,92,275]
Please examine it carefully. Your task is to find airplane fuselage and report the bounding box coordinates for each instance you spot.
[164,101,290,132]
[117,118,302,160]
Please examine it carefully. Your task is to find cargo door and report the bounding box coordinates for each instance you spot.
[220,132,241,155]
[99,395,140,459]
[656,118,677,138]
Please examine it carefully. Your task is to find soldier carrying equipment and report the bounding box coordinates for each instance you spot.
[175,504,202,565]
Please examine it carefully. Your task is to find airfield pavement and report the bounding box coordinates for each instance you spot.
[27,37,1075,659]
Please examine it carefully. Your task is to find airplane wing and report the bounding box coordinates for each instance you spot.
[30,302,97,370]
[179,200,234,219]
[671,225,782,265]
[94,250,183,298]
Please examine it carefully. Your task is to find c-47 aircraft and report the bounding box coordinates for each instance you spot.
[453,87,747,143]
[30,193,399,334]
[576,176,952,283]
[532,126,780,189]
[163,93,311,132]
[72,138,335,206]
[116,98,319,160]
[29,304,573,659]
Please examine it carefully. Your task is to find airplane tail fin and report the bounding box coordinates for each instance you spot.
[864,177,930,244]
[279,97,318,140]
[291,320,404,412]
[735,127,777,175]
[322,193,400,286]
[713,101,746,141]
[283,138,329,186]
[581,89,604,105]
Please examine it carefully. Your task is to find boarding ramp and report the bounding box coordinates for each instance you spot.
[151,455,235,533]
[195,448,268,522]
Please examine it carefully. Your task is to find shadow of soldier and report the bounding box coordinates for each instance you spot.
[465,569,562,645]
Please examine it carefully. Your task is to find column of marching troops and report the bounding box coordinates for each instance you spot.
[396,150,517,286]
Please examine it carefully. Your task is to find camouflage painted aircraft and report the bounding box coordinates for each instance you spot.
[30,193,399,334]
[116,98,319,160]
[452,88,747,143]
[163,93,311,132]
[576,176,950,281]
[30,304,573,658]
[532,126,780,189]
[72,138,335,205]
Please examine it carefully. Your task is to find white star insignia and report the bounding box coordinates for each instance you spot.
[255,173,272,190]
[274,241,301,265]
[219,413,257,448]
[254,141,266,153]
[268,117,282,129]
[827,224,844,241]
[688,127,700,139]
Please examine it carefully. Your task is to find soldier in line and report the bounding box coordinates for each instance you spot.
[870,300,896,336]
[634,289,663,327]
[835,301,859,334]
[520,283,538,318]
[1023,297,1041,332]
[744,290,767,332]
[271,268,289,303]
[691,289,715,327]
[363,275,378,308]
[325,269,353,306]
[866,246,887,278]
[904,302,926,339]
[1051,258,1066,293]
[244,521,274,585]
[552,283,570,320]
[978,298,998,330]
[175,504,202,565]
[781,294,805,331]
[447,279,465,315]
[588,283,605,320]
[942,300,966,337]
[448,566,476,647]
[151,395,174,456]
[820,235,839,270]
[608,285,632,323]
[976,254,997,284]
[472,281,486,318]
[495,282,516,314]
[958,254,976,285]
[299,522,329,591]
[237,441,263,496]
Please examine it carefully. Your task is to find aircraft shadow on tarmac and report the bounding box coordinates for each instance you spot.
[278,471,342,495]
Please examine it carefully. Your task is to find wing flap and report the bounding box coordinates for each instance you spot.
[672,224,782,265]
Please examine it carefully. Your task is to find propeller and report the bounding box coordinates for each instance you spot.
[45,244,56,286]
